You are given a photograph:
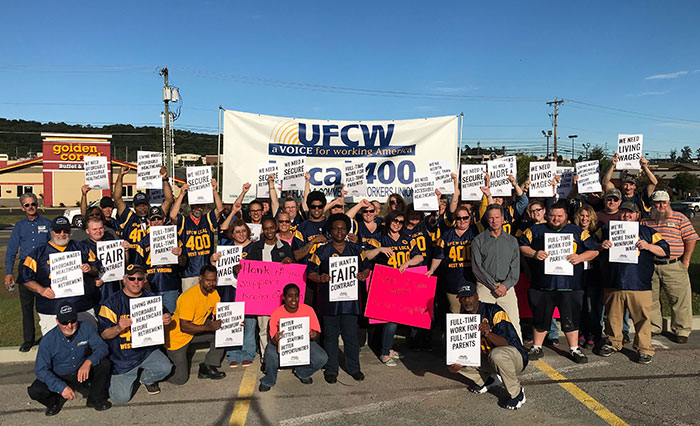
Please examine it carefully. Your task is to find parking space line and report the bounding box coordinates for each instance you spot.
[228,366,258,426]
[533,360,629,426]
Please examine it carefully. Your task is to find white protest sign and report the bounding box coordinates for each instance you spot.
[148,188,165,206]
[413,172,438,211]
[50,251,84,298]
[247,223,262,242]
[329,256,358,302]
[343,161,367,198]
[279,317,310,367]
[149,225,178,266]
[429,160,454,195]
[609,220,639,264]
[556,167,575,199]
[256,163,279,198]
[215,302,245,348]
[616,134,643,170]
[487,156,516,197]
[84,156,110,190]
[529,161,556,198]
[576,160,602,194]
[216,245,243,286]
[282,157,306,191]
[137,151,162,190]
[544,233,574,276]
[461,164,486,201]
[187,166,214,205]
[446,314,481,366]
[96,240,125,282]
[130,296,164,348]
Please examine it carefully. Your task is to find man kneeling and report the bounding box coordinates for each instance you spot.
[448,284,528,410]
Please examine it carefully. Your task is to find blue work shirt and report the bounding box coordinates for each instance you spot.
[4,215,52,279]
[34,322,108,394]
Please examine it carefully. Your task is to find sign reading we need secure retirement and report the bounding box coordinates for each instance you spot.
[222,111,458,203]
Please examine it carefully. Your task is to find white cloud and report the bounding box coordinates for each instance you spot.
[656,121,700,129]
[644,71,688,80]
[626,90,670,97]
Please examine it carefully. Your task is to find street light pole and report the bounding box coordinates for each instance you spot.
[582,142,590,159]
[542,130,552,159]
[568,135,578,163]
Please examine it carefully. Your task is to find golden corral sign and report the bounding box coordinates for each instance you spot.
[41,133,112,171]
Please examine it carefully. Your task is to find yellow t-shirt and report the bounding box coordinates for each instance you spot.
[165,284,220,351]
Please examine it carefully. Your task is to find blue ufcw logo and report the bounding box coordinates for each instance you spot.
[298,123,395,147]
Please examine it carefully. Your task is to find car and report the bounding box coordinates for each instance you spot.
[680,197,700,212]
[670,202,696,220]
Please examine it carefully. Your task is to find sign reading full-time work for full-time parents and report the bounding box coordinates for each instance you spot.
[235,260,307,315]
[97,240,125,282]
[487,156,516,197]
[282,157,306,191]
[544,233,574,276]
[130,296,164,348]
[413,172,438,211]
[616,134,643,170]
[446,314,481,366]
[137,151,162,190]
[343,161,367,198]
[461,164,486,201]
[50,251,84,298]
[150,225,178,266]
[609,220,639,264]
[429,160,454,195]
[279,317,310,367]
[84,156,110,190]
[576,160,602,194]
[216,245,243,286]
[329,256,358,302]
[256,162,279,198]
[556,167,575,198]
[215,302,245,348]
[529,161,556,198]
[186,166,214,205]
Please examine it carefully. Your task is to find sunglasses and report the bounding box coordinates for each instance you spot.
[249,209,263,213]
[23,202,38,208]
[277,220,291,224]
[53,229,70,234]
[59,320,77,326]
[606,197,620,202]
[309,204,324,210]
[389,200,400,205]
[392,218,405,225]
[455,216,470,221]
[126,276,146,282]
[362,209,375,214]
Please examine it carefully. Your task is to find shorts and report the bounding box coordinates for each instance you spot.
[528,288,583,333]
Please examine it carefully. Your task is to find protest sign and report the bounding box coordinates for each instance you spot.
[544,233,574,276]
[130,296,164,348]
[446,314,481,366]
[282,157,306,191]
[609,220,639,264]
[461,164,486,201]
[429,160,454,195]
[247,223,262,242]
[328,256,358,302]
[50,251,84,298]
[576,160,602,194]
[529,161,556,197]
[148,188,165,206]
[279,317,310,367]
[84,156,110,190]
[96,240,125,282]
[216,245,243,286]
[487,156,516,197]
[343,161,367,198]
[556,166,575,198]
[616,134,643,170]
[215,302,245,348]
[186,166,214,205]
[256,162,279,198]
[413,172,438,211]
[365,265,436,328]
[137,151,162,190]
[235,260,307,315]
[149,225,178,266]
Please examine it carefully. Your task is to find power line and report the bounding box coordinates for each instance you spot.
[565,98,700,125]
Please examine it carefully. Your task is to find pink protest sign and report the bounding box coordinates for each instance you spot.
[235,260,307,315]
[364,265,435,329]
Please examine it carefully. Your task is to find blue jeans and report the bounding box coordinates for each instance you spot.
[547,318,559,340]
[227,316,257,363]
[381,322,398,356]
[109,350,172,404]
[260,341,328,388]
[323,314,360,376]
[156,290,179,315]
[601,306,630,333]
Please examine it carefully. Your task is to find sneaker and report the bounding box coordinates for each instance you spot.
[381,356,397,367]
[241,360,253,367]
[144,383,161,395]
[500,388,526,410]
[636,353,652,364]
[389,350,404,359]
[595,344,614,357]
[571,348,588,364]
[622,331,631,344]
[229,361,239,368]
[527,346,543,361]
[469,374,503,394]
[258,383,271,392]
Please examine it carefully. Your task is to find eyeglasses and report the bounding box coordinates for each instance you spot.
[23,202,38,208]
[455,216,470,221]
[392,218,405,225]
[309,204,323,210]
[606,197,620,202]
[59,320,77,326]
[249,209,263,213]
[277,220,291,224]
[53,229,70,235]
[126,276,145,282]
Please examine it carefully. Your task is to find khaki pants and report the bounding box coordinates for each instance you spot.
[651,262,692,337]
[181,276,199,293]
[477,282,522,342]
[604,289,654,356]
[446,293,461,314]
[257,315,270,359]
[458,346,524,398]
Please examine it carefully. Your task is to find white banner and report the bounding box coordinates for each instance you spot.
[222,111,458,203]
[413,172,438,211]
[150,225,178,266]
[256,162,279,198]
[529,161,556,198]
[282,157,306,191]
[461,164,486,201]
[216,245,243,286]
[215,302,245,347]
[446,314,481,366]
[97,240,125,282]
[429,160,454,195]
[556,166,575,199]
[50,251,84,298]
[187,166,214,205]
[279,317,310,367]
[609,221,639,264]
[329,256,358,302]
[616,134,643,170]
[343,161,367,198]
[130,296,164,348]
[576,160,602,194]
[137,151,162,190]
[84,156,110,190]
[544,233,574,276]
[487,156,516,197]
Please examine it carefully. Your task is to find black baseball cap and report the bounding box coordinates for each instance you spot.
[100,196,116,208]
[56,301,78,324]
[51,216,71,233]
[125,264,146,276]
[457,284,476,298]
[149,206,165,220]
[133,192,149,206]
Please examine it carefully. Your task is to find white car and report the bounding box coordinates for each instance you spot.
[681,197,700,212]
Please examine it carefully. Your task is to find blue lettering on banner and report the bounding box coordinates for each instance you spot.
[268,144,415,158]
[298,123,395,148]
[304,160,416,187]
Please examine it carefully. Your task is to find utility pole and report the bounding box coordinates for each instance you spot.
[547,99,564,161]
[568,135,578,163]
[159,67,173,177]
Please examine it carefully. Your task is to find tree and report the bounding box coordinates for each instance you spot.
[670,149,678,163]
[696,147,700,160]
[670,172,699,196]
[680,146,693,163]
[589,146,611,174]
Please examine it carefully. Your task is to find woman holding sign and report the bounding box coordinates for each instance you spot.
[307,214,371,383]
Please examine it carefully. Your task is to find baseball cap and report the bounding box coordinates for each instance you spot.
[125,264,146,276]
[100,196,116,208]
[149,206,165,220]
[133,192,149,206]
[604,188,622,199]
[56,301,78,324]
[621,175,637,184]
[456,284,476,298]
[619,202,639,213]
[51,216,71,233]
[71,214,84,228]
[651,190,670,202]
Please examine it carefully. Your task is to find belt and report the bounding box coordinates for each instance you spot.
[654,257,679,265]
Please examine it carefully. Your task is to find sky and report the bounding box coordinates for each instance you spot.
[1,1,699,158]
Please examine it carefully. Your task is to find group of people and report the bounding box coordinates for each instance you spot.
[3,153,697,415]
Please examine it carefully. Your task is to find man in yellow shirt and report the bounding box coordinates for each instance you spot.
[165,265,225,385]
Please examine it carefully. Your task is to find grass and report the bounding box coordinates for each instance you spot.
[0,214,26,226]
